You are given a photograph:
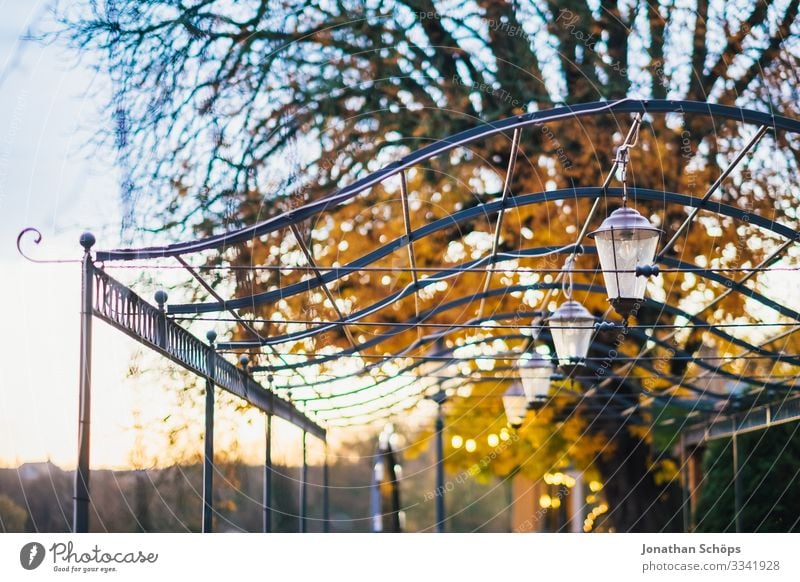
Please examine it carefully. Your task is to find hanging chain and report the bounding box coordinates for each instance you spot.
[615,113,642,207]
[618,147,630,206]
[561,254,576,301]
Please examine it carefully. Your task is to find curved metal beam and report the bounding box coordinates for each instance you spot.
[169,187,800,315]
[212,250,800,359]
[220,282,800,377]
[257,312,790,403]
[96,100,800,262]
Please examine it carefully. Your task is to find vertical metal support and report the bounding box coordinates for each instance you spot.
[680,434,689,533]
[74,232,95,533]
[370,454,382,532]
[154,290,168,348]
[263,414,272,533]
[387,446,402,532]
[300,430,308,532]
[568,469,584,533]
[732,430,742,533]
[202,331,217,533]
[323,442,330,533]
[435,402,445,533]
[687,446,702,531]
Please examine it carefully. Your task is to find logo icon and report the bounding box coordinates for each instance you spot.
[20,542,45,570]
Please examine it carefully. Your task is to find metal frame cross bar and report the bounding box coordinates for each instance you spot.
[176,255,264,340]
[682,396,800,446]
[657,125,770,260]
[290,223,359,349]
[399,170,422,330]
[478,127,522,318]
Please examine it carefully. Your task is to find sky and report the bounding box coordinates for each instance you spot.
[0,1,312,470]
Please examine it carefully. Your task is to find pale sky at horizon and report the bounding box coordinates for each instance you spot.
[0,1,333,471]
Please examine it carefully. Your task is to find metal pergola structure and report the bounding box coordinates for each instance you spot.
[18,99,800,533]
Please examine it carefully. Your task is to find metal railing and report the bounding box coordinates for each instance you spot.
[683,396,800,446]
[92,265,324,439]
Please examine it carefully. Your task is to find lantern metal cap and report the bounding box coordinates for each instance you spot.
[504,382,525,397]
[549,300,595,322]
[587,207,662,238]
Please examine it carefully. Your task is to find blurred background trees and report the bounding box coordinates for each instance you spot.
[695,424,800,532]
[38,0,800,531]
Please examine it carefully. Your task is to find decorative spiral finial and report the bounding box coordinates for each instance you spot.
[16,227,43,262]
[17,227,90,263]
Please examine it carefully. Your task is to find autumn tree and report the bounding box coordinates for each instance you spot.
[56,0,800,531]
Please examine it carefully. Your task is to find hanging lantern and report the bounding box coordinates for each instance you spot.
[516,352,554,408]
[588,207,661,317]
[502,382,528,428]
[548,300,595,368]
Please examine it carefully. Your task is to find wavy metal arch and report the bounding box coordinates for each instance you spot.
[286,331,738,421]
[215,273,800,369]
[222,279,796,426]
[167,186,799,316]
[95,99,800,262]
[249,293,796,409]
[87,99,800,423]
[261,321,788,405]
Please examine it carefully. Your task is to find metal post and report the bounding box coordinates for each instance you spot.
[435,401,445,533]
[387,446,402,532]
[300,430,308,532]
[568,469,584,533]
[323,442,330,533]
[74,232,95,533]
[202,331,217,533]
[370,454,382,532]
[154,290,168,348]
[680,434,689,533]
[732,431,742,533]
[263,414,272,533]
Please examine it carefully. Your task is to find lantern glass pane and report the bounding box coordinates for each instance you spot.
[549,316,594,365]
[502,394,528,426]
[518,359,553,402]
[595,229,659,299]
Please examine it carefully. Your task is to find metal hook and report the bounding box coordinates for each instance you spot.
[16,227,43,262]
[16,227,82,264]
[561,246,583,300]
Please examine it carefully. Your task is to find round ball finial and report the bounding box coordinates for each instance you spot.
[206,330,218,344]
[79,231,96,251]
[154,290,168,307]
[239,354,250,368]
